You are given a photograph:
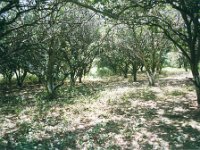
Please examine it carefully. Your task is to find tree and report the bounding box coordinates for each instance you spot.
[0,0,62,68]
[97,27,133,78]
[113,25,170,85]
[18,3,101,98]
[1,27,31,88]
[0,0,48,39]
[60,6,101,86]
[33,4,69,98]
[145,0,200,103]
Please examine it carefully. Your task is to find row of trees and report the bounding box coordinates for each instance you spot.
[0,1,103,98]
[97,24,171,85]
[72,0,200,105]
[0,0,200,105]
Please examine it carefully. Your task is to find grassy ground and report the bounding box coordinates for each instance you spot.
[0,69,200,149]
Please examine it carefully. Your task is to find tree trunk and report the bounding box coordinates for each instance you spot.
[46,48,57,99]
[46,72,57,99]
[15,69,27,88]
[78,69,83,83]
[133,71,137,82]
[124,73,128,78]
[131,63,138,82]
[183,62,188,72]
[140,65,144,72]
[191,64,200,105]
[123,63,129,78]
[158,64,163,74]
[195,87,200,106]
[70,72,76,87]
[47,81,56,99]
[146,71,156,86]
[79,76,82,83]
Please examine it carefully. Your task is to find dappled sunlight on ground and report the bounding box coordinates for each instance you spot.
[0,71,200,149]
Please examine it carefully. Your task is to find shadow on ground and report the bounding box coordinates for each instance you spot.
[0,74,200,149]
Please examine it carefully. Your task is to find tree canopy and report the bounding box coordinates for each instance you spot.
[0,0,199,102]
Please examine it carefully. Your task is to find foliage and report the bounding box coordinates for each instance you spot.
[1,0,199,103]
[67,0,200,104]
[0,0,200,148]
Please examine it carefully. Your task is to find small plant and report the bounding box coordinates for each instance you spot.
[125,89,157,101]
[142,90,157,100]
[169,90,185,96]
[17,122,32,135]
[107,144,121,150]
[97,67,114,77]
[24,75,38,84]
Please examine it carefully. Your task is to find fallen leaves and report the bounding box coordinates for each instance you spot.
[0,71,200,149]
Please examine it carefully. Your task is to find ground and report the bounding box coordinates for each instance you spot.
[0,68,200,149]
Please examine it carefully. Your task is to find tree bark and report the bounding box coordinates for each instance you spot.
[15,69,27,88]
[133,71,137,82]
[79,76,82,83]
[195,87,200,106]
[70,72,76,87]
[123,63,129,78]
[140,65,144,72]
[78,69,83,83]
[46,81,56,99]
[131,62,138,82]
[191,64,200,105]
[146,71,156,86]
[46,48,57,99]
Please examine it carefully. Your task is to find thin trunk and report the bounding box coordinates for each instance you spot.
[183,62,188,72]
[146,71,156,86]
[47,81,56,99]
[133,70,137,82]
[133,71,137,82]
[140,65,144,72]
[79,76,82,83]
[158,63,163,74]
[191,64,200,105]
[195,87,200,106]
[124,73,128,78]
[70,72,76,87]
[123,63,129,78]
[15,69,27,88]
[131,63,138,82]
[46,48,56,99]
[78,69,83,83]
